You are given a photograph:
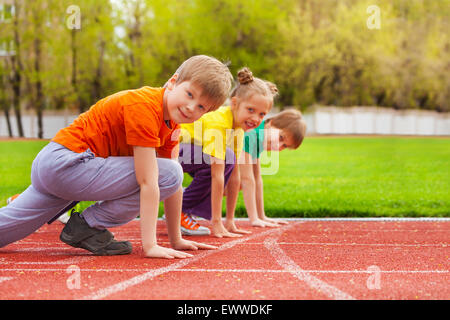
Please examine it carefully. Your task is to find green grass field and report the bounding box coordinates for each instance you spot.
[0,137,449,217]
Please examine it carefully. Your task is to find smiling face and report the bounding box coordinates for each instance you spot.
[264,121,296,151]
[163,76,214,124]
[231,94,272,131]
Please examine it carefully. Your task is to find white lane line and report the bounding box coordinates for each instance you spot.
[0,268,448,274]
[2,247,78,252]
[264,227,356,300]
[0,277,13,284]
[252,217,450,222]
[157,217,450,222]
[0,256,95,265]
[175,269,450,274]
[264,242,448,247]
[81,223,300,300]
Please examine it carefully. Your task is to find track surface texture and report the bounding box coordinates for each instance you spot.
[0,218,448,300]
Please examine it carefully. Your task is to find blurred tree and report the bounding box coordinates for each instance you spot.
[0,60,13,137]
[67,0,115,112]
[9,0,24,136]
[24,0,47,138]
[1,0,449,138]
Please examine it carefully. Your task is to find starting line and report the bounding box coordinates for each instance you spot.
[153,217,450,222]
[225,217,450,222]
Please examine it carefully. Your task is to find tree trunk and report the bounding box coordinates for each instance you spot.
[0,72,13,137]
[11,62,23,137]
[3,108,13,137]
[34,36,44,139]
[11,0,24,137]
[71,28,85,114]
[92,39,105,102]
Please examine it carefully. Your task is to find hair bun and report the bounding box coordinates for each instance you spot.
[265,81,279,97]
[237,67,254,85]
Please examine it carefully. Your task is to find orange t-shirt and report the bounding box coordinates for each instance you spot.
[52,87,180,158]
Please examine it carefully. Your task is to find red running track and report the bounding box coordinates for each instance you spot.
[0,218,448,300]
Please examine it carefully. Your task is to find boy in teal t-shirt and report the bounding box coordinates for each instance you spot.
[243,120,266,160]
[237,109,307,227]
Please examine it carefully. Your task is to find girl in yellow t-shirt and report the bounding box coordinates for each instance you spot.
[178,68,278,238]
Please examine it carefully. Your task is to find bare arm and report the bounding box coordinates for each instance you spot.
[224,159,250,234]
[210,158,241,238]
[239,152,260,223]
[134,146,190,258]
[253,158,288,226]
[240,156,277,227]
[163,185,183,246]
[253,159,265,220]
[164,185,217,251]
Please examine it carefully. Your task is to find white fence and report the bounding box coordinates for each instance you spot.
[0,111,78,139]
[302,106,450,136]
[0,106,449,139]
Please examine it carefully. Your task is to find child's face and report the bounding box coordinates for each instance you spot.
[164,77,213,124]
[231,94,272,131]
[264,123,295,151]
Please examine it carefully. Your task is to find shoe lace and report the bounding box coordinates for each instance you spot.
[183,214,198,228]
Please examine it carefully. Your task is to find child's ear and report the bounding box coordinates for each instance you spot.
[230,96,238,109]
[166,74,178,90]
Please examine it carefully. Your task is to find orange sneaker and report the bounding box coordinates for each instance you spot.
[6,193,20,205]
[180,212,210,236]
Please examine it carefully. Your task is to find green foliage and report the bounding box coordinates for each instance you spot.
[0,0,448,121]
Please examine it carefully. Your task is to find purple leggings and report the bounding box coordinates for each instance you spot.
[178,144,235,220]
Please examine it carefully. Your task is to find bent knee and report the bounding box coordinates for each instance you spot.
[158,159,183,191]
[169,160,184,187]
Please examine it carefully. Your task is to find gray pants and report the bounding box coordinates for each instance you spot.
[0,142,183,247]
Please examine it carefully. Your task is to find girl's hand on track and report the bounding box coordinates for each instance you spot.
[172,239,217,251]
[263,217,289,225]
[250,218,279,228]
[144,244,193,259]
[211,221,242,238]
[224,219,251,234]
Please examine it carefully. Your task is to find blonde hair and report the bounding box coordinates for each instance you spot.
[230,67,279,102]
[175,55,233,111]
[267,108,307,149]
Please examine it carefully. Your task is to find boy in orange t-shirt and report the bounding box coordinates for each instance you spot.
[0,55,233,258]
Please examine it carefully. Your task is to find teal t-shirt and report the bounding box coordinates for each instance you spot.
[243,120,265,159]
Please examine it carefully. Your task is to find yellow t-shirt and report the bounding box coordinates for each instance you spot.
[180,106,244,161]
